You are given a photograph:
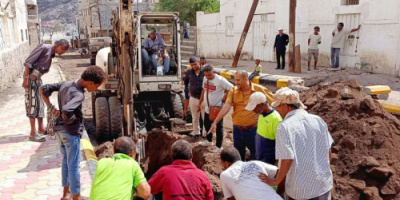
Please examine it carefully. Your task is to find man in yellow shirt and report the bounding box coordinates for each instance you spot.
[90,137,151,200]
[209,70,274,161]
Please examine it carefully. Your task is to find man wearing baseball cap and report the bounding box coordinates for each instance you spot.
[245,92,282,165]
[258,87,334,200]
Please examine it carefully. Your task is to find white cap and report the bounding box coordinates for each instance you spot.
[278,28,283,31]
[245,92,267,111]
[271,87,307,109]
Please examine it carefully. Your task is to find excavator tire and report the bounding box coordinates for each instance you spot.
[108,96,123,139]
[171,93,184,118]
[95,97,110,141]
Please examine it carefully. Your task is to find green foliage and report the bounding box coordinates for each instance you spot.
[154,0,220,24]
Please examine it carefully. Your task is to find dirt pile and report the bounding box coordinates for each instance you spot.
[300,79,400,200]
[94,141,114,159]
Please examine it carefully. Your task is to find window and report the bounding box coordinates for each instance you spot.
[21,29,24,41]
[226,16,234,37]
[25,29,28,41]
[341,0,359,5]
[0,18,5,50]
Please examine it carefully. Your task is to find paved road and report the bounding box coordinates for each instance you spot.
[0,63,92,199]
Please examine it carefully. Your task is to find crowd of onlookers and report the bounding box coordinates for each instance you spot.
[23,22,362,199]
[87,55,334,200]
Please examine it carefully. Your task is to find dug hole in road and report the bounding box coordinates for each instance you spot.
[58,50,400,200]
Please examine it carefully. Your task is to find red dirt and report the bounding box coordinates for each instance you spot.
[300,79,400,200]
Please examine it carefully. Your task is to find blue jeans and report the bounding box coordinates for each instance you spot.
[233,126,257,161]
[331,48,340,68]
[142,49,170,74]
[56,129,81,195]
[249,73,259,81]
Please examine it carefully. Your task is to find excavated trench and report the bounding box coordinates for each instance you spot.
[95,80,400,200]
[94,130,232,199]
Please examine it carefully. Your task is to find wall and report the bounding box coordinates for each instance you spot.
[197,0,400,76]
[0,0,31,91]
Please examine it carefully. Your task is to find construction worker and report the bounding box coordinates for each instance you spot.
[90,137,151,200]
[148,139,213,200]
[220,147,282,200]
[245,92,282,165]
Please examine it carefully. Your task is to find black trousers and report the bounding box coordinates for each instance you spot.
[204,113,223,148]
[276,51,286,69]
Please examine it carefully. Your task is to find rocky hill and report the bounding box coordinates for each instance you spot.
[38,0,77,24]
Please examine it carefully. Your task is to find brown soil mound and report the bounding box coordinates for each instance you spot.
[94,141,114,159]
[300,79,400,200]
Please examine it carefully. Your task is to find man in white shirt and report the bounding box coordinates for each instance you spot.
[330,22,361,68]
[198,64,233,153]
[258,87,334,200]
[308,26,321,71]
[220,147,283,200]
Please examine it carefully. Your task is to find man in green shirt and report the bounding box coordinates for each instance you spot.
[246,92,282,165]
[90,137,151,200]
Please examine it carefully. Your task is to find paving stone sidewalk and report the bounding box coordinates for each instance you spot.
[0,64,92,200]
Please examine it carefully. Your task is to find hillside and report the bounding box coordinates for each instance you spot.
[38,0,77,24]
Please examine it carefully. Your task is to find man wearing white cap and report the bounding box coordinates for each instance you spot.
[273,28,289,70]
[245,92,282,165]
[258,87,334,200]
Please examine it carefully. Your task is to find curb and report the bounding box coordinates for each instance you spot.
[184,66,400,115]
[58,64,98,179]
[214,68,303,92]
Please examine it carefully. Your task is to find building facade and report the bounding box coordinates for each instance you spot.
[197,0,400,76]
[26,0,41,51]
[0,0,31,91]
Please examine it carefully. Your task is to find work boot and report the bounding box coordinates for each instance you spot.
[29,133,46,142]
[275,66,281,69]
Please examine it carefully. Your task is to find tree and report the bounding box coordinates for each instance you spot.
[155,0,220,24]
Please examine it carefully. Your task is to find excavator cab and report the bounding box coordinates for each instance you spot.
[92,8,191,147]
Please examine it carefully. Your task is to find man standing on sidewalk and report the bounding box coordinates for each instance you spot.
[209,70,274,161]
[274,28,289,70]
[245,92,282,165]
[183,56,205,137]
[331,22,361,68]
[308,26,322,71]
[197,65,233,153]
[22,39,69,142]
[259,87,333,200]
[40,66,106,200]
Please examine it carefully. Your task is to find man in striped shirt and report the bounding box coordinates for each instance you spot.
[259,87,334,200]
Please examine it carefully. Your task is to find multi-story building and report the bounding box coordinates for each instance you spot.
[0,0,32,91]
[26,0,40,51]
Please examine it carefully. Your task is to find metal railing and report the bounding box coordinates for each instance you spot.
[343,0,359,5]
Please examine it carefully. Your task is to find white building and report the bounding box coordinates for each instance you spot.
[0,0,31,91]
[197,0,400,76]
[26,0,40,51]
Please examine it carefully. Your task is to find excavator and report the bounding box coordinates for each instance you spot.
[92,0,192,161]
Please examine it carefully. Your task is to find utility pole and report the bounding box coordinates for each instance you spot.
[232,0,259,67]
[288,0,296,73]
